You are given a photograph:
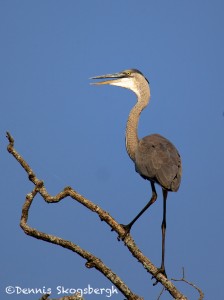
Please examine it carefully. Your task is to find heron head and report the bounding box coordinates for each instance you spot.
[90,69,149,96]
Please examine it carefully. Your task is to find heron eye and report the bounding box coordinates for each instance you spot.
[126,71,131,76]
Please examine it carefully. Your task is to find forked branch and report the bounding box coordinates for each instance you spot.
[171,268,204,300]
[7,132,190,300]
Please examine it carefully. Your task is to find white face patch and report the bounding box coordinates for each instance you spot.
[110,77,133,88]
[110,78,140,96]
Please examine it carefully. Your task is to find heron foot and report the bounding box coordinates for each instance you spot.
[117,223,132,241]
[152,267,167,286]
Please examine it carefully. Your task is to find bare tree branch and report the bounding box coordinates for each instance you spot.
[171,268,204,300]
[39,292,83,300]
[6,131,193,300]
[156,287,165,300]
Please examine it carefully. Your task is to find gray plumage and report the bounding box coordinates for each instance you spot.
[135,134,181,192]
[91,68,182,277]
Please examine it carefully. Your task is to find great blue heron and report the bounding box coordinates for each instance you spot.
[91,69,182,277]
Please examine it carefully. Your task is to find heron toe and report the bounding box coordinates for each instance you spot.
[152,267,167,286]
[118,223,132,241]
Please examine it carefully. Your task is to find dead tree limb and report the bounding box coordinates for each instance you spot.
[6,131,193,300]
[39,292,83,300]
[171,268,204,300]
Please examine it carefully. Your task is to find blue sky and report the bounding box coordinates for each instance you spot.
[1,1,224,299]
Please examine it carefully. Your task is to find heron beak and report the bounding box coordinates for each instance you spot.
[90,72,125,85]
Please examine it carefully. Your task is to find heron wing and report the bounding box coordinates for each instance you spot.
[135,134,182,191]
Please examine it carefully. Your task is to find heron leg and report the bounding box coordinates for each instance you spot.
[151,189,168,285]
[161,188,167,273]
[120,182,157,238]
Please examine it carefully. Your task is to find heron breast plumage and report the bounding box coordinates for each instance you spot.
[135,134,182,192]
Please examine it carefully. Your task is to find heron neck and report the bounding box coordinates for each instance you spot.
[125,88,150,162]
